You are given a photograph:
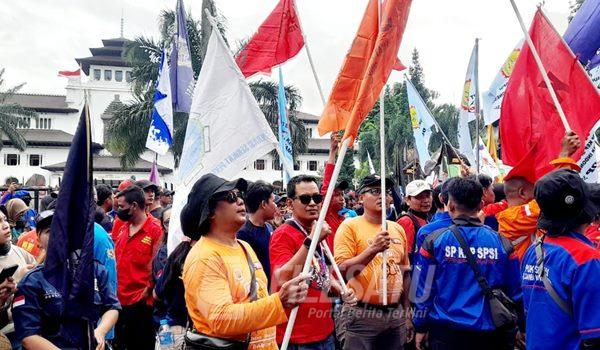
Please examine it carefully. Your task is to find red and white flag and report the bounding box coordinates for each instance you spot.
[58,69,81,77]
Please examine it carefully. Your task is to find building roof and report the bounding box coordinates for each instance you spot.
[76,37,131,75]
[295,111,319,123]
[307,138,330,152]
[5,94,78,113]
[42,155,172,175]
[1,129,102,150]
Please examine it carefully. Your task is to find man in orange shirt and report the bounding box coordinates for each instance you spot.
[335,174,412,350]
[498,132,582,259]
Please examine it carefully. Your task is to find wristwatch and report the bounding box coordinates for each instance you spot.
[303,237,312,249]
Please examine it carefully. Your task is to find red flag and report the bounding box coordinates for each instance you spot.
[58,69,81,77]
[235,0,304,78]
[500,10,600,181]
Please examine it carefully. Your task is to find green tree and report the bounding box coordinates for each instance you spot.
[0,68,37,151]
[106,2,307,168]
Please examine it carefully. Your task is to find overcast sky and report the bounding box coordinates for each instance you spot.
[0,0,572,115]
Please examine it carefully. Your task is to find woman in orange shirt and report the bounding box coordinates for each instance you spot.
[182,174,309,350]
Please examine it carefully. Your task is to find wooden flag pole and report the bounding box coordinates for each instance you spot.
[292,0,327,106]
[508,0,572,132]
[280,137,351,350]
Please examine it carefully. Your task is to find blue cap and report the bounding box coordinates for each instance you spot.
[160,319,168,325]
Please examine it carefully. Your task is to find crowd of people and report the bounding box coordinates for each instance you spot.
[0,132,598,350]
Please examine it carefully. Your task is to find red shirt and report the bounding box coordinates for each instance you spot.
[585,223,600,249]
[397,213,428,255]
[269,223,334,344]
[115,215,163,306]
[483,200,509,217]
[321,163,345,249]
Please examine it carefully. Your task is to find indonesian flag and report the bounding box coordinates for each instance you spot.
[500,10,600,182]
[235,0,304,78]
[58,69,81,77]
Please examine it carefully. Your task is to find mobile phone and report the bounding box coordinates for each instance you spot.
[0,264,19,283]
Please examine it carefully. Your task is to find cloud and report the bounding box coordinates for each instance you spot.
[1,0,570,115]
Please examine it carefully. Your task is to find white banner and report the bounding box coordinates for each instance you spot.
[167,25,278,253]
[482,40,523,126]
[457,42,478,164]
[579,130,600,184]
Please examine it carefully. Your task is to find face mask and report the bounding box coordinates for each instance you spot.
[117,207,133,221]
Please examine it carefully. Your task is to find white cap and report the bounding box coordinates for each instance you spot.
[406,180,432,197]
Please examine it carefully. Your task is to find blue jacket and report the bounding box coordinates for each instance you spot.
[522,232,600,350]
[12,263,121,348]
[93,223,117,340]
[415,212,453,253]
[413,216,522,332]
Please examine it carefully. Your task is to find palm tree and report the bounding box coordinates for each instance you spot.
[106,2,307,168]
[0,68,38,151]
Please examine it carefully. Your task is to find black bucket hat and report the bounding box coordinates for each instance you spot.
[180,174,247,239]
[357,174,394,194]
[535,169,600,234]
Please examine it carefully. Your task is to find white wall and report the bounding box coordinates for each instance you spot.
[0,146,68,186]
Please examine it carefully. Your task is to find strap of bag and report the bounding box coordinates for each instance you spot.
[534,235,572,316]
[448,225,492,296]
[238,242,257,302]
[401,213,423,253]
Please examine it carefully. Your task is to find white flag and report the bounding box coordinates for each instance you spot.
[167,25,278,253]
[406,78,436,171]
[579,130,600,184]
[457,42,479,165]
[474,137,500,179]
[482,41,523,126]
[145,50,174,155]
[367,151,376,174]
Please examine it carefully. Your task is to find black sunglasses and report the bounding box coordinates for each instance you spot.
[293,193,323,205]
[215,190,244,203]
[361,188,392,196]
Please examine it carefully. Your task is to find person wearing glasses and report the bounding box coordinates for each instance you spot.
[270,175,357,349]
[334,174,413,350]
[182,174,310,350]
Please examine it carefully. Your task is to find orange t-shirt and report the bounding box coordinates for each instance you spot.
[335,216,409,305]
[183,237,286,350]
[16,230,41,259]
[497,200,540,260]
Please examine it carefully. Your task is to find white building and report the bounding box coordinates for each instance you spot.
[2,37,332,190]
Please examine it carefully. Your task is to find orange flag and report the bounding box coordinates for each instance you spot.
[317,0,412,144]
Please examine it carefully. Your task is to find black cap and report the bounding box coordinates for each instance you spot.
[36,209,54,233]
[357,174,394,193]
[535,169,600,233]
[335,180,349,191]
[135,180,159,192]
[180,174,247,239]
[163,190,174,197]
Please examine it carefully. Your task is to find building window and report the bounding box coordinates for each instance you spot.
[93,69,101,80]
[308,160,318,171]
[4,154,20,166]
[254,159,265,170]
[273,160,282,171]
[294,161,301,171]
[104,70,112,81]
[125,71,132,82]
[18,117,31,128]
[115,70,123,82]
[37,117,51,129]
[29,154,42,166]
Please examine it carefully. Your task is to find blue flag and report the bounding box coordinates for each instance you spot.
[169,0,195,113]
[564,0,600,70]
[406,78,436,172]
[278,67,294,181]
[146,50,174,155]
[43,104,95,325]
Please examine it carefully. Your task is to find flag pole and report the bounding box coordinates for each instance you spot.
[280,138,351,350]
[376,0,388,306]
[508,0,572,132]
[292,0,327,105]
[474,38,481,174]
